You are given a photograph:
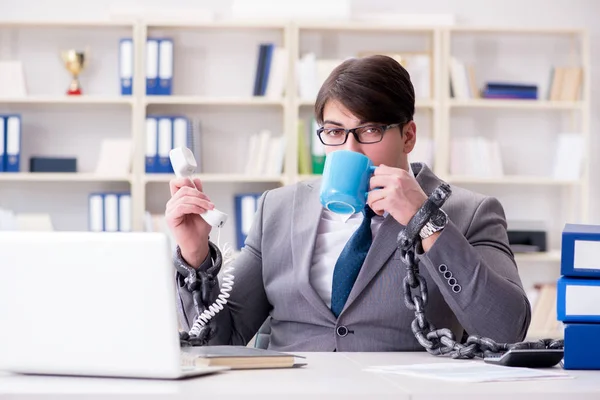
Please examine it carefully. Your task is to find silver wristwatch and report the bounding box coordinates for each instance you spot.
[419,209,448,239]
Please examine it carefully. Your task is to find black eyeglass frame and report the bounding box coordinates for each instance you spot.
[315,122,405,146]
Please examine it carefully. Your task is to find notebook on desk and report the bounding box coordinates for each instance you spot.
[181,345,306,369]
[0,231,228,380]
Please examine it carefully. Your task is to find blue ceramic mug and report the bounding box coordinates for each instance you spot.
[319,150,377,214]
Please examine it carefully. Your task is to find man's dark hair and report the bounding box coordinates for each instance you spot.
[314,55,415,127]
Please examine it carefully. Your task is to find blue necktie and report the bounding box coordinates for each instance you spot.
[330,206,376,317]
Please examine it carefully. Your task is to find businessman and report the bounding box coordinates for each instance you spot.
[166,55,531,351]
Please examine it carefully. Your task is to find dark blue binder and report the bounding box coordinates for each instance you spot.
[563,323,600,369]
[253,44,267,96]
[561,223,600,278]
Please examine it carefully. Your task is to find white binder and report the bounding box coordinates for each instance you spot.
[119,38,133,95]
[158,39,173,95]
[103,193,119,232]
[145,117,158,173]
[5,115,21,172]
[146,39,159,95]
[88,194,104,232]
[157,117,173,173]
[118,193,132,232]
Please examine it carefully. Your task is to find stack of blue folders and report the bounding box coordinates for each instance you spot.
[557,223,600,370]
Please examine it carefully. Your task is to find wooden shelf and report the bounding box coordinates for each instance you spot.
[297,22,438,33]
[448,26,585,35]
[448,99,583,110]
[144,96,285,106]
[514,250,561,263]
[0,173,132,182]
[0,20,134,28]
[299,98,436,109]
[446,175,580,186]
[0,96,134,105]
[144,174,285,183]
[146,20,287,30]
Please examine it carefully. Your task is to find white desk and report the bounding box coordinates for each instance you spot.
[1,353,599,400]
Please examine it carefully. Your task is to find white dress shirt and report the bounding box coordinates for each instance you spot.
[309,210,385,308]
[309,164,414,308]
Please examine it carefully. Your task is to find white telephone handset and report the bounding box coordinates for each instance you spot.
[169,147,234,333]
[169,147,228,228]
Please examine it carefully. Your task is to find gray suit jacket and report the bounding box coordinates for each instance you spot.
[175,163,531,351]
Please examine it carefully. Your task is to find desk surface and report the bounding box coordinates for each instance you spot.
[1,352,599,400]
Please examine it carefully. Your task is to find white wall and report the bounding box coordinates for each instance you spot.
[0,0,598,291]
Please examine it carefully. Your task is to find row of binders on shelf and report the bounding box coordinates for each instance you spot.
[556,224,600,370]
[119,38,174,96]
[146,116,195,173]
[0,114,21,173]
[88,192,132,232]
[253,43,288,98]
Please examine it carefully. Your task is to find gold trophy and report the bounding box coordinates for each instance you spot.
[61,49,86,95]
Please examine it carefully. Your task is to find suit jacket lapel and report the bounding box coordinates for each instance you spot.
[291,179,337,323]
[342,163,443,314]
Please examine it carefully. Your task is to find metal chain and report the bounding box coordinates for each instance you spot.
[398,183,564,359]
[174,244,221,347]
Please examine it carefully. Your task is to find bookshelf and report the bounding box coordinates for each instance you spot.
[439,27,590,270]
[0,21,590,272]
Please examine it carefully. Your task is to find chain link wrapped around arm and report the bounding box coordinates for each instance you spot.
[174,241,223,347]
[398,183,564,359]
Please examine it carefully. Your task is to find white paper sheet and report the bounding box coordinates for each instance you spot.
[365,361,572,383]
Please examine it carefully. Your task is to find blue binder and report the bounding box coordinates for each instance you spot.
[4,115,21,173]
[561,223,600,278]
[260,43,274,96]
[557,277,600,323]
[146,38,159,95]
[119,38,134,95]
[234,193,262,250]
[0,115,5,172]
[157,38,173,95]
[563,323,600,369]
[145,117,158,173]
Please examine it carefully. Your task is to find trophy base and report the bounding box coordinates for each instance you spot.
[67,78,82,96]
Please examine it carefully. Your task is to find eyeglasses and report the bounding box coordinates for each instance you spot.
[316,123,403,146]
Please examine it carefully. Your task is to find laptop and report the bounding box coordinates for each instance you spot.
[0,231,228,379]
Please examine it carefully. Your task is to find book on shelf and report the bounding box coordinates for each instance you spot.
[548,66,583,101]
[450,136,503,178]
[480,82,538,100]
[244,129,285,176]
[253,43,288,98]
[180,345,305,370]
